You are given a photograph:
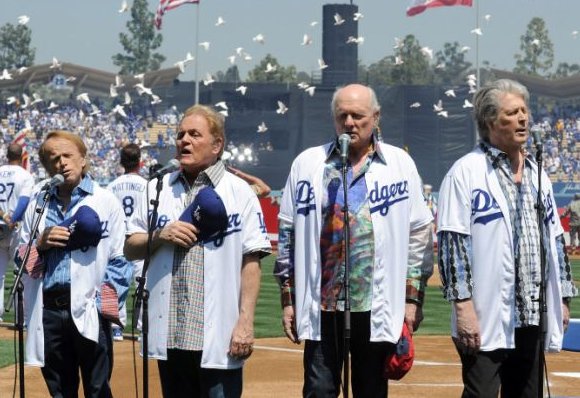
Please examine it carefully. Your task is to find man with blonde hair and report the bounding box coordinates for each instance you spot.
[17,130,131,397]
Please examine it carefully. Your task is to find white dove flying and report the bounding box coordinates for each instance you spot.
[433,100,444,113]
[276,101,288,115]
[444,89,456,98]
[151,95,162,105]
[50,57,62,69]
[110,85,119,98]
[118,1,129,13]
[134,83,152,96]
[318,59,328,70]
[265,63,277,73]
[215,16,225,26]
[31,93,43,105]
[235,85,247,95]
[112,104,128,118]
[257,122,268,133]
[203,73,215,86]
[252,34,265,44]
[333,13,345,26]
[215,101,228,110]
[21,94,31,108]
[17,15,30,25]
[76,92,91,104]
[0,69,12,80]
[199,41,210,51]
[305,86,316,97]
[420,47,433,60]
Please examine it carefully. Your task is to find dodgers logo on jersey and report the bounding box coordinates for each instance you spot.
[296,180,316,216]
[210,213,242,247]
[368,180,409,216]
[471,189,503,225]
[100,220,110,239]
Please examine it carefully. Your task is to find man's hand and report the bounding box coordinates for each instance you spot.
[282,305,299,344]
[156,221,199,249]
[453,299,480,355]
[229,316,255,360]
[563,301,571,332]
[404,302,424,334]
[37,226,71,250]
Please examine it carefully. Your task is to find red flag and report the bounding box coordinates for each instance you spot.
[407,0,473,17]
[155,0,199,29]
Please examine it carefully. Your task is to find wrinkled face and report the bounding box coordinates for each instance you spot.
[488,92,529,153]
[42,137,86,188]
[177,113,222,175]
[333,85,379,152]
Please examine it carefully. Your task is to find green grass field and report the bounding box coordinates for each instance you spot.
[2,256,580,368]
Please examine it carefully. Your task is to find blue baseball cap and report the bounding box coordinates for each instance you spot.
[58,205,102,251]
[179,186,228,241]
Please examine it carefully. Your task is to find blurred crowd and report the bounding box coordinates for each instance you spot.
[0,105,176,185]
[2,101,580,186]
[532,104,580,182]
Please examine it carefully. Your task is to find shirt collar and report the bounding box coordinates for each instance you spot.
[479,141,534,169]
[52,174,93,197]
[170,159,225,188]
[326,133,386,164]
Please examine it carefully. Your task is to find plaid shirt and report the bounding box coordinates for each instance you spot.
[167,161,225,351]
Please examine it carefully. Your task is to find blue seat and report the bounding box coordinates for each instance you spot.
[562,318,580,352]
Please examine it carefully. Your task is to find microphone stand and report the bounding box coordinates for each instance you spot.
[5,187,52,398]
[133,176,163,398]
[341,159,351,398]
[534,142,548,398]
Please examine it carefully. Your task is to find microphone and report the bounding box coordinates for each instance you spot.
[530,125,543,151]
[338,133,351,164]
[148,159,180,180]
[41,174,65,191]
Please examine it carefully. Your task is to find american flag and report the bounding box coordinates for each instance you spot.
[12,119,30,171]
[155,0,199,30]
[407,0,472,17]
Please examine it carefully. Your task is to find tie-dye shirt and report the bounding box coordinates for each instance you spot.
[320,146,379,312]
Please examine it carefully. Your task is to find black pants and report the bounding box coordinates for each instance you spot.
[303,311,395,398]
[41,307,113,398]
[157,349,243,398]
[456,326,541,398]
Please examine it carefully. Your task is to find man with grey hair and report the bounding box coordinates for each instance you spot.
[437,78,577,397]
[275,83,434,396]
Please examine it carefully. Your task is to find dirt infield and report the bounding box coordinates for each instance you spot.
[2,326,580,397]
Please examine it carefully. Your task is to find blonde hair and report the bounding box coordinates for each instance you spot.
[39,130,90,175]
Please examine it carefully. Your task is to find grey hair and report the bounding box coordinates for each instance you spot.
[330,84,381,118]
[472,78,530,142]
